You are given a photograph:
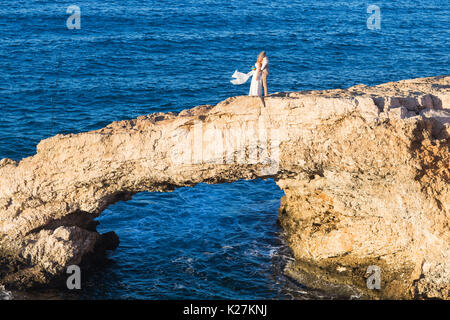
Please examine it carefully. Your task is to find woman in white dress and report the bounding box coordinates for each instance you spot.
[248,55,263,97]
[229,51,266,107]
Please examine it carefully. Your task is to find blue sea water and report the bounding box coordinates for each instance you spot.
[0,0,448,299]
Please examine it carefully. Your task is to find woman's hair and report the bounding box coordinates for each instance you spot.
[256,51,266,65]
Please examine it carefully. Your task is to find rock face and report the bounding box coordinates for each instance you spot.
[0,76,449,299]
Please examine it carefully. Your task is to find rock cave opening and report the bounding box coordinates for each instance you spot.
[71,178,301,299]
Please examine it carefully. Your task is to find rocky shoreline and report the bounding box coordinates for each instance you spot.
[0,76,449,299]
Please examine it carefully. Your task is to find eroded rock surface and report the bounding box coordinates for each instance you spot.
[0,76,449,298]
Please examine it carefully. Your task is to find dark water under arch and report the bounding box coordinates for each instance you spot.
[79,179,293,299]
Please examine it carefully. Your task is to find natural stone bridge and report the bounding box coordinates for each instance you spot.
[0,76,449,299]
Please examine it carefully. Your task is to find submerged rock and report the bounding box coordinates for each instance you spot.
[0,75,448,298]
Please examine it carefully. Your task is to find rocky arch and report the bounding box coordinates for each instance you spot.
[0,76,449,299]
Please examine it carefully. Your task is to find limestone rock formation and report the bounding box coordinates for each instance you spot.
[0,75,449,299]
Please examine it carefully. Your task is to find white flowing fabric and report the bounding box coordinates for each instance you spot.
[230,70,253,85]
[230,69,262,96]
